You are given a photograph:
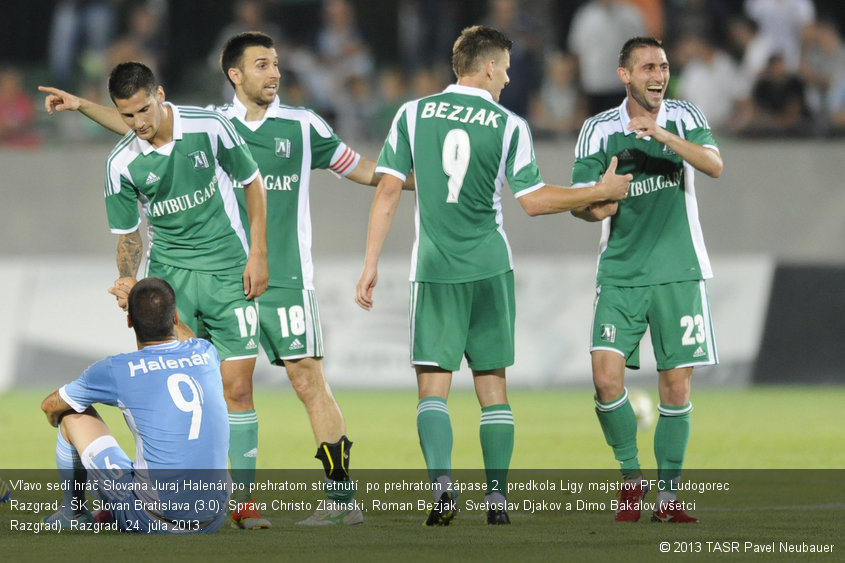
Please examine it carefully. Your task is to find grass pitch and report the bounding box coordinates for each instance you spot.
[1,386,844,561]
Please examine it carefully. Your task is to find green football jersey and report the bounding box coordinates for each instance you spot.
[378,84,545,283]
[572,99,718,286]
[105,103,259,274]
[216,97,358,289]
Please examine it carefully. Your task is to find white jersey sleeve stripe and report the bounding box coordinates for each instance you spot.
[512,117,534,175]
[386,104,406,153]
[513,183,545,199]
[375,166,407,182]
[58,385,87,413]
[109,218,142,235]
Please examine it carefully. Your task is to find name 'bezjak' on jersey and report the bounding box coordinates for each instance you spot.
[628,170,682,197]
[420,101,503,128]
[147,176,218,217]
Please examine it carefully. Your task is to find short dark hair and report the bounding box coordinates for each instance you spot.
[128,277,177,343]
[618,37,664,69]
[220,31,275,88]
[108,61,157,102]
[451,25,512,79]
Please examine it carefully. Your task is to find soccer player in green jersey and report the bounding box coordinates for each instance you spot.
[571,37,724,524]
[215,31,396,526]
[354,25,630,526]
[41,62,272,529]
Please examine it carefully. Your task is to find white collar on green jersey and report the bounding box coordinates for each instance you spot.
[444,84,495,103]
[618,98,668,139]
[137,102,181,155]
[231,94,282,126]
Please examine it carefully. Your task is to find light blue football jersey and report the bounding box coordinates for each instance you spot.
[60,338,229,470]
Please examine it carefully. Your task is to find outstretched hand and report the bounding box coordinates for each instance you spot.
[38,85,81,114]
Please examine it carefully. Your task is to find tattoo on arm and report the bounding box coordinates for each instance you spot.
[116,231,143,278]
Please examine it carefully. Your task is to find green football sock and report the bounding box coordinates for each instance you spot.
[228,410,258,503]
[417,397,452,484]
[480,404,514,497]
[654,402,692,490]
[595,389,640,478]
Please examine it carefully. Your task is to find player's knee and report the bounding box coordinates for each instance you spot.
[224,384,254,409]
[593,372,623,401]
[660,387,691,407]
[289,371,314,396]
[288,363,327,403]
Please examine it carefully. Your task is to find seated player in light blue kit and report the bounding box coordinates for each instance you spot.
[41,277,231,533]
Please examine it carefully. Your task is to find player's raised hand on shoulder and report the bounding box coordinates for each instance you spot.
[597,156,632,201]
[108,277,138,311]
[38,85,81,114]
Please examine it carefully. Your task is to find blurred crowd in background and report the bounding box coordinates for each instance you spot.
[3,0,845,147]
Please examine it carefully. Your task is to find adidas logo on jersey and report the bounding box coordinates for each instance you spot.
[289,338,304,351]
[243,448,258,458]
[246,338,257,350]
[693,346,706,358]
[618,149,634,161]
[145,171,161,185]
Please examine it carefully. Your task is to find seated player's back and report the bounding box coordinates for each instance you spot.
[99,338,229,469]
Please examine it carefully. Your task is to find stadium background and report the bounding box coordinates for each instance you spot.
[0,0,843,393]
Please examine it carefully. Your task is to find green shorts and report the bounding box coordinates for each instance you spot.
[257,286,323,364]
[148,262,260,361]
[591,280,718,371]
[410,271,515,372]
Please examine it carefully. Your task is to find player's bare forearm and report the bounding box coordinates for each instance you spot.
[242,176,269,298]
[116,231,143,279]
[660,135,722,178]
[243,176,268,256]
[355,175,403,310]
[364,174,403,265]
[628,116,722,178]
[111,232,141,311]
[347,156,380,186]
[347,159,415,190]
[38,85,129,134]
[520,184,613,216]
[521,157,630,216]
